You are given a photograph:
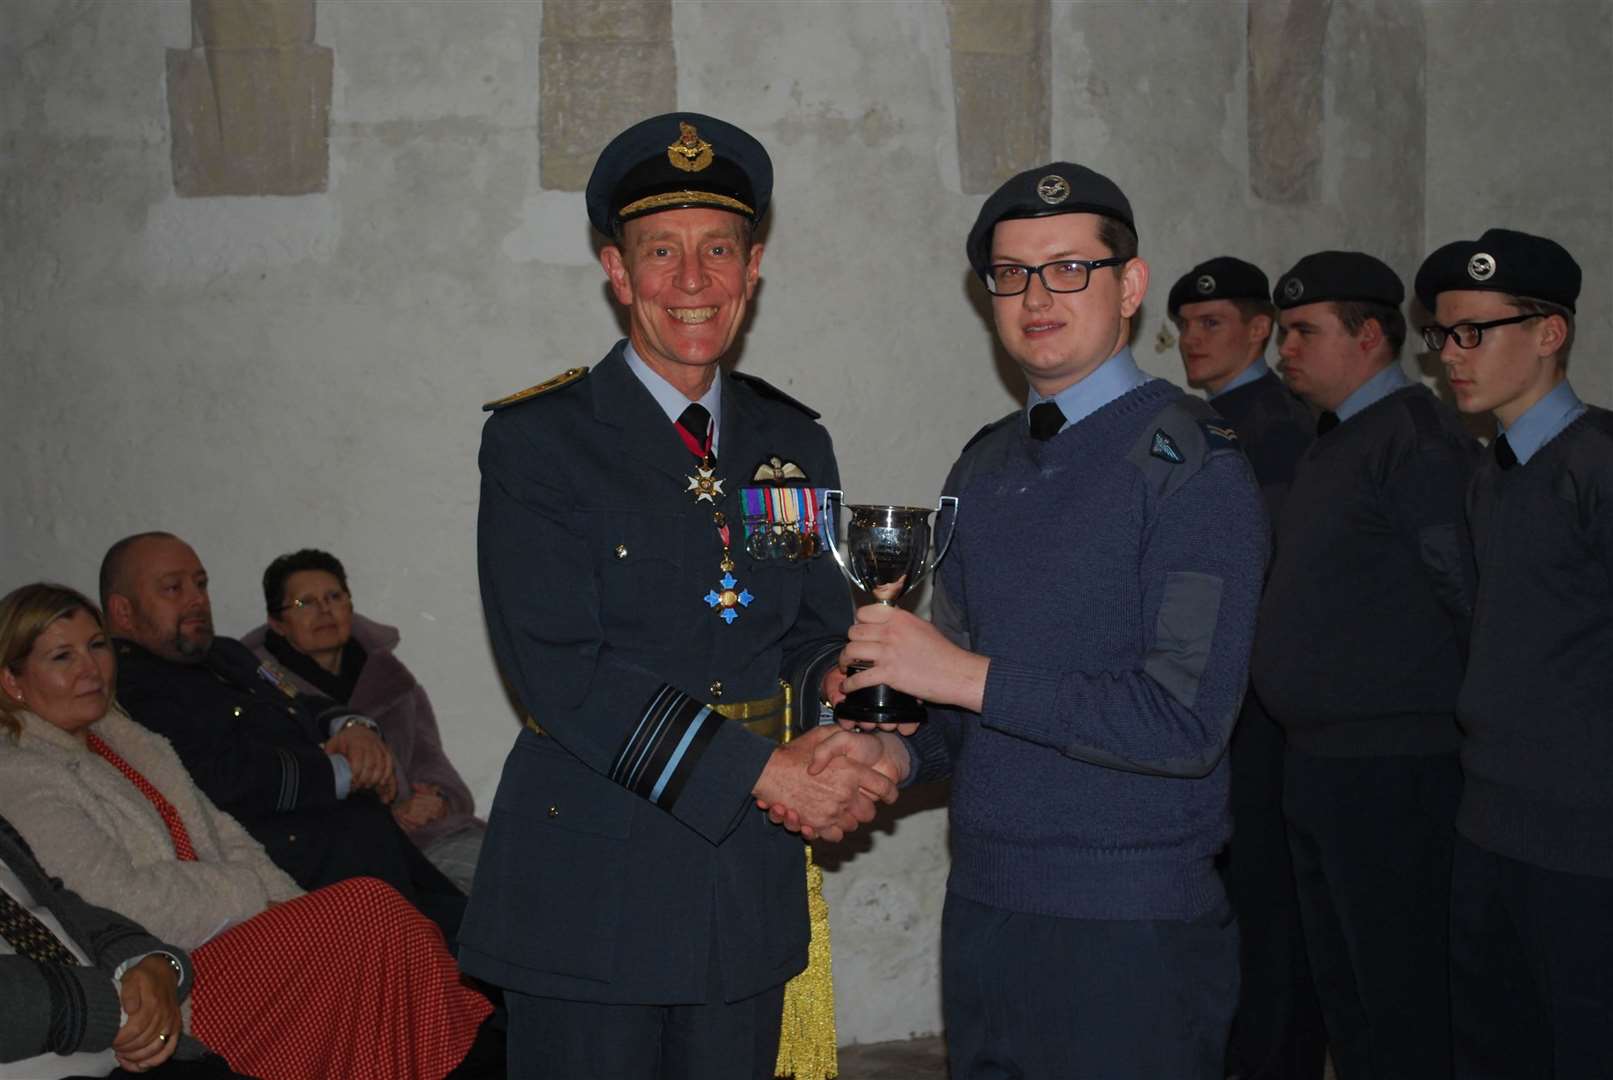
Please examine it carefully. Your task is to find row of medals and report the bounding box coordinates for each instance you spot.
[686,455,819,623]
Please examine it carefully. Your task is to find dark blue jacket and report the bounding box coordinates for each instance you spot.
[461,342,850,1004]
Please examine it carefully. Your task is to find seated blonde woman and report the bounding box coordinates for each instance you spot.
[0,584,496,1080]
[241,549,485,891]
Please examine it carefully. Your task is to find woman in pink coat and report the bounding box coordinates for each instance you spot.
[242,550,485,891]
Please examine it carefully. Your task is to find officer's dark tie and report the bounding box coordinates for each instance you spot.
[1316,411,1340,436]
[1029,401,1067,441]
[1494,432,1518,471]
[0,885,78,965]
[675,403,715,464]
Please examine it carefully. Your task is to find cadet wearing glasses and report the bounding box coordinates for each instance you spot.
[810,163,1269,1078]
[1417,228,1612,1079]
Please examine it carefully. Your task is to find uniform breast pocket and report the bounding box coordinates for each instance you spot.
[736,551,810,636]
[588,510,685,638]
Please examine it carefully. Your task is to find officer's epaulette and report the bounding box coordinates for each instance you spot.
[730,371,820,419]
[961,413,1016,454]
[482,367,589,412]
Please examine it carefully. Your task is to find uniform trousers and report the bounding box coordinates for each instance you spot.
[1221,701,1328,1080]
[1283,750,1460,1080]
[941,890,1239,1080]
[1450,836,1613,1080]
[505,985,785,1080]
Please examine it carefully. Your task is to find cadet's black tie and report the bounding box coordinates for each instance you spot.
[1316,411,1340,437]
[1029,401,1067,441]
[1494,432,1518,471]
[676,403,715,464]
[0,887,77,965]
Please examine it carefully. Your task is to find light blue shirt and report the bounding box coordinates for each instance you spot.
[1499,380,1586,466]
[1211,358,1271,400]
[1335,363,1412,423]
[1025,346,1151,436]
[625,341,723,456]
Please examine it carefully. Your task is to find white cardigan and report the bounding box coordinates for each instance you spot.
[0,708,301,951]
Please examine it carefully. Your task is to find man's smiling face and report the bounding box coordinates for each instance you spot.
[601,207,764,392]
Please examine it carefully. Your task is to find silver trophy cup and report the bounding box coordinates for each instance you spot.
[822,492,960,726]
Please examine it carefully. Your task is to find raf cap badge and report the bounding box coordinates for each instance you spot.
[668,121,714,173]
[1283,277,1305,302]
[1467,252,1497,281]
[1196,274,1217,295]
[1036,174,1071,205]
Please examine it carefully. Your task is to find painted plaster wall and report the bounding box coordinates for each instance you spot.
[2,0,1609,1046]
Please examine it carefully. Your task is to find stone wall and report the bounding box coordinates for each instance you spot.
[3,0,1608,1046]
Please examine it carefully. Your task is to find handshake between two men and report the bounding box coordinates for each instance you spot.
[750,601,992,842]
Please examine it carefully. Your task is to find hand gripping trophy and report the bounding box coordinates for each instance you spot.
[821,492,960,725]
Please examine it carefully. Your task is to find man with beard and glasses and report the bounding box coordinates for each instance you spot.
[98,532,468,945]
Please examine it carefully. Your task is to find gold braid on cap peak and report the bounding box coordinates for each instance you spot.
[618,190,755,219]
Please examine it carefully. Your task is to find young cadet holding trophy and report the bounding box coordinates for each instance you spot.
[795,163,1270,1078]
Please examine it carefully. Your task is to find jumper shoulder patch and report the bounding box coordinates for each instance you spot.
[730,372,820,419]
[1198,419,1240,451]
[482,367,589,412]
[1151,429,1185,464]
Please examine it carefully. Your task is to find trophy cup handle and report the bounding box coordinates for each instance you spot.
[821,489,870,593]
[906,495,961,593]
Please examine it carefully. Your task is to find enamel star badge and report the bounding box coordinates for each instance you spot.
[686,464,724,503]
[704,572,754,624]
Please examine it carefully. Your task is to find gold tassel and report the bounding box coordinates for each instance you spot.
[774,844,838,1078]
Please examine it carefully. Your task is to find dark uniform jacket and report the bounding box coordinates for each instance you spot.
[461,342,850,1004]
[0,812,201,1066]
[1212,370,1314,808]
[114,637,460,917]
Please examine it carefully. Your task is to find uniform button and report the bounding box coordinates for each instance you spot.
[287,834,297,842]
[709,680,723,699]
[286,707,296,716]
[231,706,242,717]
[615,544,628,559]
[547,805,559,818]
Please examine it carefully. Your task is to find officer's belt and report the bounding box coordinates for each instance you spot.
[524,685,790,744]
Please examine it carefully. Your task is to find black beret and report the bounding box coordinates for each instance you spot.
[585,113,772,238]
[1273,251,1404,310]
[1414,228,1580,313]
[1167,256,1270,316]
[966,162,1135,278]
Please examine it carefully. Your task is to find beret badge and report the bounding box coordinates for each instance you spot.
[1282,277,1305,301]
[1036,174,1071,205]
[1467,252,1496,282]
[1195,274,1216,295]
[667,121,715,173]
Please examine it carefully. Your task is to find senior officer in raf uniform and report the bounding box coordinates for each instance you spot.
[1169,258,1326,1080]
[1418,230,1613,1079]
[460,113,898,1080]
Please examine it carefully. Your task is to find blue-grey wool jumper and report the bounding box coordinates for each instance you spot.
[907,378,1270,922]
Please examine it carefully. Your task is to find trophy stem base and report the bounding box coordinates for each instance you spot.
[834,682,927,726]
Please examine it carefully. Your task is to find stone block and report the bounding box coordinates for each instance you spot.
[947,0,1042,55]
[542,0,672,43]
[1248,0,1331,204]
[191,0,315,49]
[950,2,1049,195]
[166,44,333,196]
[540,39,676,191]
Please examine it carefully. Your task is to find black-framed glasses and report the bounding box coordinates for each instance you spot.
[276,589,352,615]
[1421,313,1540,351]
[984,257,1127,297]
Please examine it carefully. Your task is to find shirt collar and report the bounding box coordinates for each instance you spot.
[1210,357,1271,400]
[624,342,723,455]
[1025,346,1151,436]
[1335,363,1412,422]
[1499,379,1586,465]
